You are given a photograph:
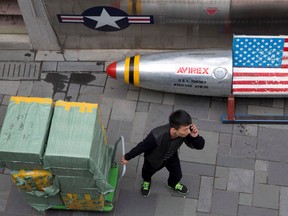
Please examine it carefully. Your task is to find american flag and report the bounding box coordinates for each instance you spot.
[232,35,288,95]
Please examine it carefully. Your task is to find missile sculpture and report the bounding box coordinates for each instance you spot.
[106,35,288,98]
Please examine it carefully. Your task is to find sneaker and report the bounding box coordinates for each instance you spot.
[167,182,189,195]
[141,181,151,197]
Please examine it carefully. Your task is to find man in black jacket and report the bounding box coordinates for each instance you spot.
[121,110,205,197]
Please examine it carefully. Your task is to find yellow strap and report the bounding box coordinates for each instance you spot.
[56,101,98,113]
[134,55,140,86]
[10,96,53,105]
[124,57,130,84]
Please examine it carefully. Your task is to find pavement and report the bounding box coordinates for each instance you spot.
[0,49,288,216]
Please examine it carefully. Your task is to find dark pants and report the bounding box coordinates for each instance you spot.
[142,153,182,187]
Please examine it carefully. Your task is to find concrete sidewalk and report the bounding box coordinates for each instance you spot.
[1,50,288,216]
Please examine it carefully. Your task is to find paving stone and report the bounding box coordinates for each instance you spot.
[53,92,66,101]
[130,112,148,143]
[280,187,288,216]
[110,99,136,121]
[193,119,233,134]
[239,193,253,206]
[87,73,107,87]
[235,103,248,115]
[0,175,12,199]
[237,98,260,106]
[214,177,227,190]
[77,85,103,103]
[211,190,238,216]
[66,83,80,102]
[273,98,285,108]
[5,186,33,215]
[115,190,157,216]
[196,213,212,216]
[126,90,139,101]
[232,124,258,137]
[255,160,269,171]
[218,144,230,155]
[17,81,33,96]
[217,155,255,170]
[248,105,283,115]
[238,206,278,216]
[174,95,210,120]
[118,176,137,191]
[1,95,10,105]
[179,131,218,165]
[197,176,213,213]
[0,81,20,95]
[136,101,150,112]
[0,199,7,211]
[163,93,175,105]
[260,98,274,107]
[257,127,288,162]
[57,62,104,72]
[139,88,163,104]
[155,195,197,216]
[209,100,226,121]
[35,51,65,61]
[255,171,267,184]
[227,168,254,193]
[103,78,129,99]
[0,105,8,127]
[144,103,173,136]
[215,166,229,178]
[219,133,232,145]
[41,61,57,72]
[99,96,113,129]
[231,134,257,158]
[253,183,279,209]
[118,121,133,142]
[0,50,35,61]
[268,162,288,186]
[106,120,121,148]
[181,162,215,177]
[30,81,53,98]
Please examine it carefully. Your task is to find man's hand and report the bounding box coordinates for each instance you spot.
[121,155,128,165]
[190,124,199,138]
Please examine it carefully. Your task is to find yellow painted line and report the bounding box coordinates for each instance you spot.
[10,96,53,105]
[128,0,133,14]
[124,57,130,84]
[134,55,140,86]
[136,0,142,14]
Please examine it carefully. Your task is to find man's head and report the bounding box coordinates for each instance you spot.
[169,110,192,138]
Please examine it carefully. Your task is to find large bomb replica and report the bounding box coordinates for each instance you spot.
[106,49,288,98]
[107,50,233,97]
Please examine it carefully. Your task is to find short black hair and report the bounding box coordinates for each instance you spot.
[169,110,192,130]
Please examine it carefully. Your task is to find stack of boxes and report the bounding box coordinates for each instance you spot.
[0,97,114,212]
[44,100,114,211]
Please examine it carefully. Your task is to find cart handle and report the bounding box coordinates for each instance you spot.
[119,136,126,179]
[112,136,126,179]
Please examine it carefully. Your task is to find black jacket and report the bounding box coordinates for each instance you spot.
[125,124,205,169]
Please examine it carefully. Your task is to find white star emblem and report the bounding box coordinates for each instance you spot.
[85,8,125,29]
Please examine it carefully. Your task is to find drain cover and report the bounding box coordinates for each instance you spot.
[0,62,41,80]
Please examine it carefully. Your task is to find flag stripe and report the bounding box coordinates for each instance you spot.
[233,80,288,85]
[233,88,288,93]
[233,67,288,95]
[234,72,288,77]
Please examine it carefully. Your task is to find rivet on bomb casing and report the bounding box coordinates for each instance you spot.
[212,67,228,80]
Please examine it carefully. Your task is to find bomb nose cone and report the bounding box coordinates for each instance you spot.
[106,62,117,79]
